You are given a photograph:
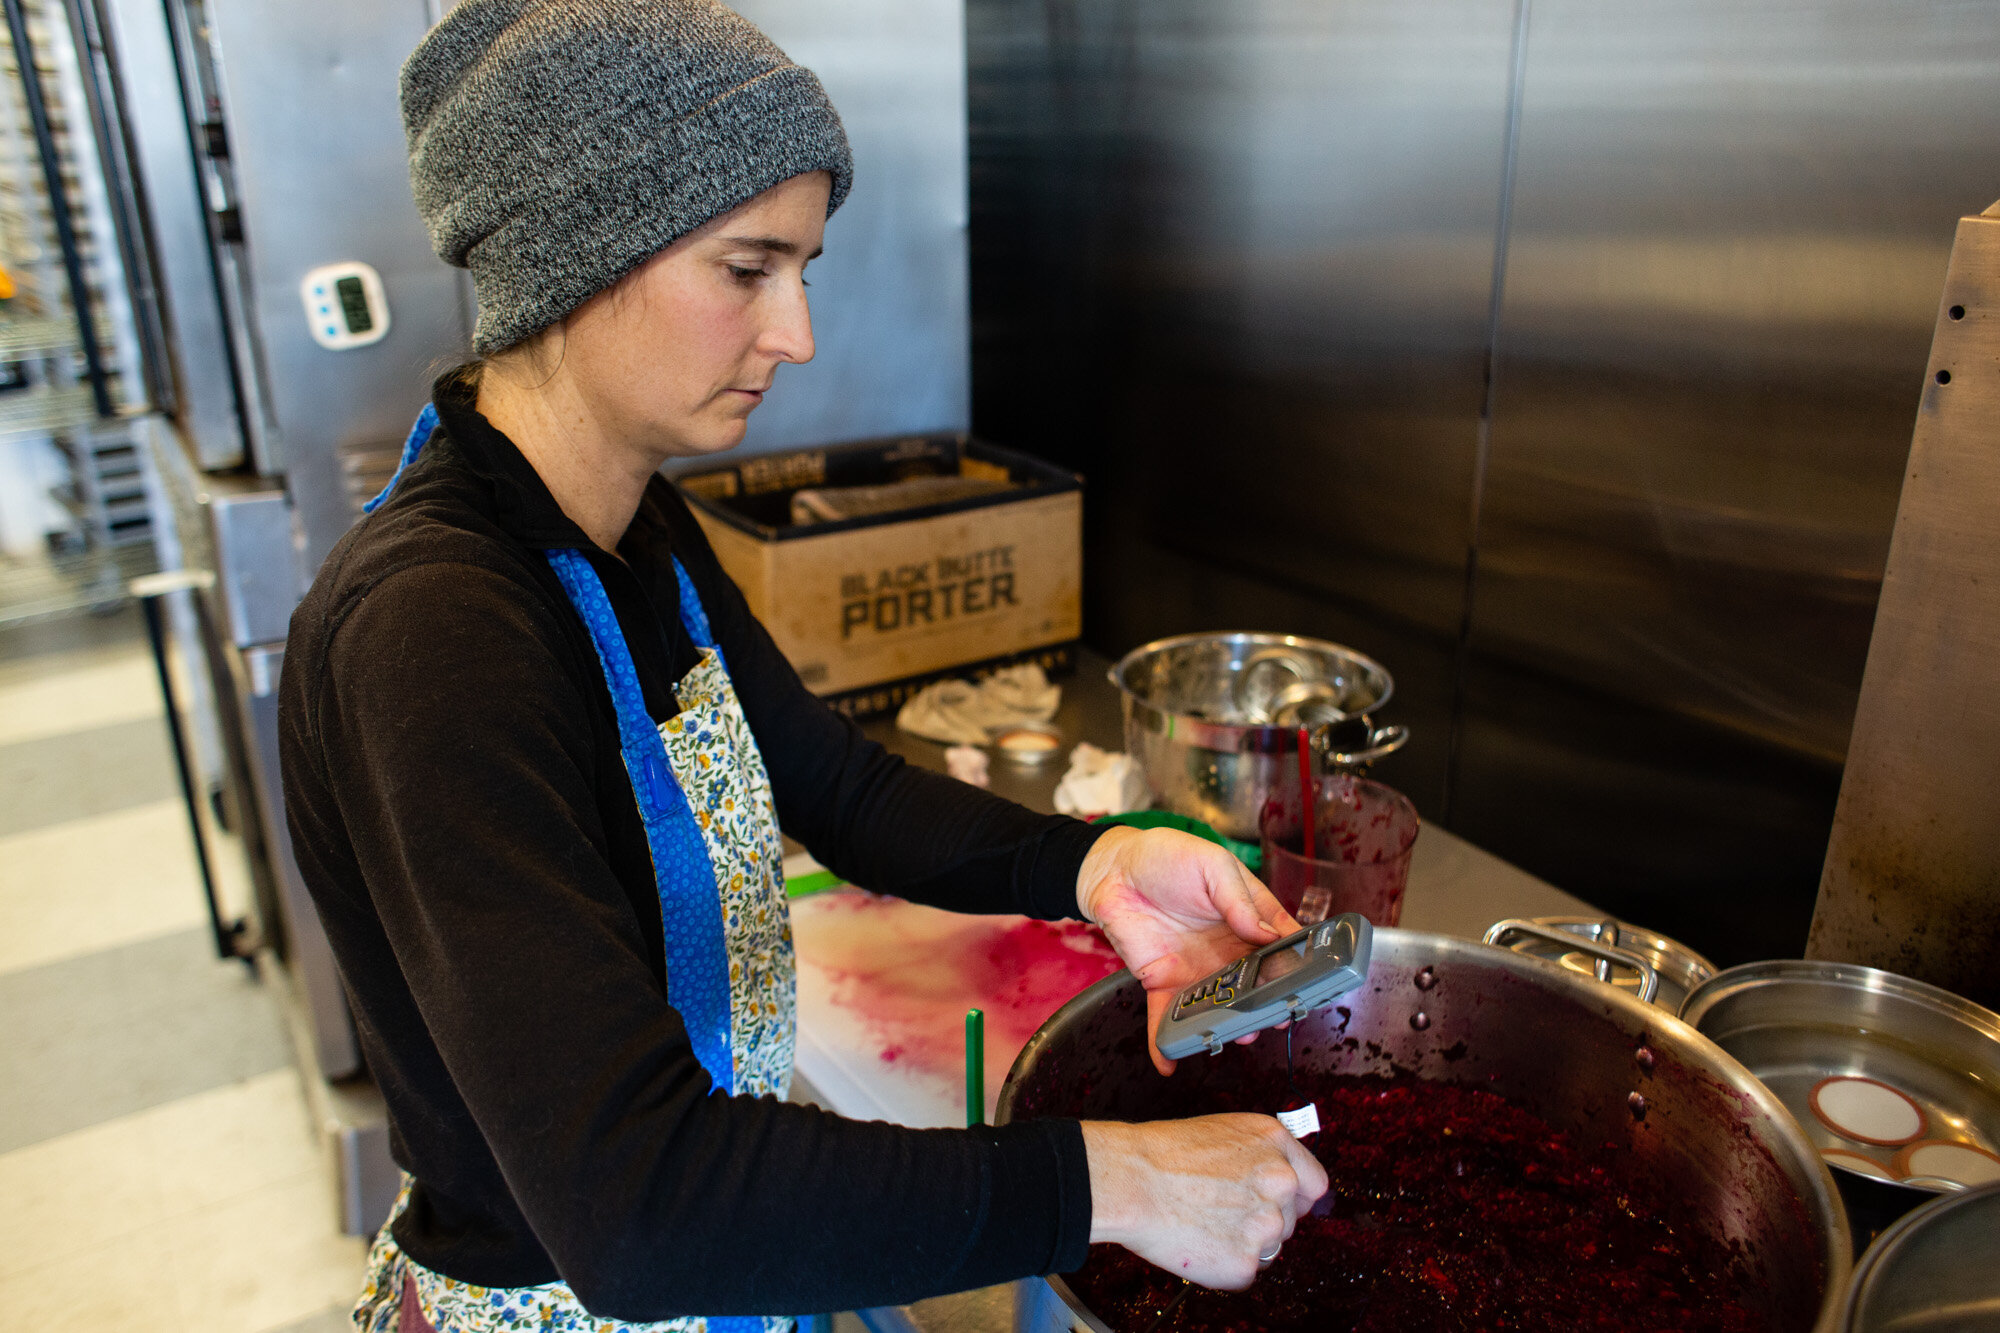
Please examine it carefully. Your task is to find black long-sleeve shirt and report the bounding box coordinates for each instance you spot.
[278,377,1104,1320]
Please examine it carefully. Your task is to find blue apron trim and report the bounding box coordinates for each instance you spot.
[552,551,768,1333]
[371,406,741,1099]
[362,403,440,514]
[674,559,716,650]
[545,547,737,1096]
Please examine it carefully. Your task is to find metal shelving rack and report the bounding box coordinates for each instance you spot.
[0,0,155,619]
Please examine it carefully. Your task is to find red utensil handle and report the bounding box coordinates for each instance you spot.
[1297,726,1315,861]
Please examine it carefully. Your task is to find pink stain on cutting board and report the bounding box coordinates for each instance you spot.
[793,891,1124,1099]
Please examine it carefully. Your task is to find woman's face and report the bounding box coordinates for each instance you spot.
[555,171,832,459]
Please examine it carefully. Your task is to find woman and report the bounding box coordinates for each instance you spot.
[279,3,1326,1330]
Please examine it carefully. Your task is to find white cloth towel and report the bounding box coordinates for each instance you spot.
[895,664,1061,746]
[1053,743,1151,820]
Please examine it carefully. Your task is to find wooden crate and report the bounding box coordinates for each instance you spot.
[677,435,1083,716]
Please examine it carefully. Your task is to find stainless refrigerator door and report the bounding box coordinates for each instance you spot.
[98,0,246,469]
[201,0,473,569]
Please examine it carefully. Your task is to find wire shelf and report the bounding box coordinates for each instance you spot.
[0,313,75,357]
[0,539,158,626]
[0,381,98,436]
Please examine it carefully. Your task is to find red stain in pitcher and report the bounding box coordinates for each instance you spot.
[800,892,1124,1084]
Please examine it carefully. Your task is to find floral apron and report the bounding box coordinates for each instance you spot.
[353,408,796,1333]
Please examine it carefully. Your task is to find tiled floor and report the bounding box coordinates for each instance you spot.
[0,608,366,1332]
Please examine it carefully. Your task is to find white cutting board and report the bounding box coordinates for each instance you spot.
[790,889,1125,1127]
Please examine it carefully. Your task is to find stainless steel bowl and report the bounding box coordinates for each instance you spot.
[1680,961,2000,1243]
[1000,929,1852,1333]
[1108,632,1408,841]
[1842,1183,2000,1331]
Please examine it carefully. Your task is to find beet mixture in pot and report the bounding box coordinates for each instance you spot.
[1069,1076,1760,1333]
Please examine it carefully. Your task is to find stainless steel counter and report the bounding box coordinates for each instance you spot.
[846,651,1593,1333]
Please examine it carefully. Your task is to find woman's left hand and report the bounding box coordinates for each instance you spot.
[1075,826,1302,1075]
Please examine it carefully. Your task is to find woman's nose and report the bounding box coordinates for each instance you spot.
[760,278,815,365]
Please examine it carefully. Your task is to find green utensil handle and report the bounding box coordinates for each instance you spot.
[966,1008,985,1127]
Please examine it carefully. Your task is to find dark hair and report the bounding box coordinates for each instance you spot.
[437,360,483,395]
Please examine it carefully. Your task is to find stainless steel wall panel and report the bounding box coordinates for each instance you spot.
[974,0,2000,967]
[1447,0,2000,961]
[968,0,1521,815]
[1450,655,1849,964]
[1466,0,2000,763]
[727,0,974,453]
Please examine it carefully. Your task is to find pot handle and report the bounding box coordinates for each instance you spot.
[1315,722,1410,767]
[1482,920,1661,1005]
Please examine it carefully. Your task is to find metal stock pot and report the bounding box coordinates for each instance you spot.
[998,929,1852,1333]
[1108,632,1409,841]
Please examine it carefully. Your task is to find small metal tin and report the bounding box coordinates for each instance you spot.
[989,722,1063,765]
[1484,916,1716,1012]
[1842,1182,2000,1331]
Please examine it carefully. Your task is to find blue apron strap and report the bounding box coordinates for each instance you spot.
[363,403,440,514]
[544,547,738,1097]
[671,556,724,659]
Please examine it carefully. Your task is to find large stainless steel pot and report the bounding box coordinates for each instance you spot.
[1108,632,1409,841]
[998,929,1852,1333]
[1485,916,1720,1013]
[1841,1183,2000,1331]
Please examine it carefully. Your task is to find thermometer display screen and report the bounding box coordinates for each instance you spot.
[1255,942,1308,987]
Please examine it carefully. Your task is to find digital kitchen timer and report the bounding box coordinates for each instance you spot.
[300,261,390,350]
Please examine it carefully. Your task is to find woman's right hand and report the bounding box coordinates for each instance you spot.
[1080,1115,1329,1291]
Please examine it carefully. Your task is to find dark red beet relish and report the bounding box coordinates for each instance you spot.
[1068,1077,1760,1333]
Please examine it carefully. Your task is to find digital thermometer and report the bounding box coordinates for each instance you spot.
[1155,914,1373,1059]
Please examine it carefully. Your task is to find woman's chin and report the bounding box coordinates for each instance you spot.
[662,419,751,460]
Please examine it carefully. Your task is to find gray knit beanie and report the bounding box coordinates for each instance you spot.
[402,0,854,355]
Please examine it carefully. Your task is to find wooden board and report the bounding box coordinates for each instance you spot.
[1810,205,2000,1010]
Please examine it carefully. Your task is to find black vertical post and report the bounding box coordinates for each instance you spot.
[137,584,244,962]
[3,0,115,418]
